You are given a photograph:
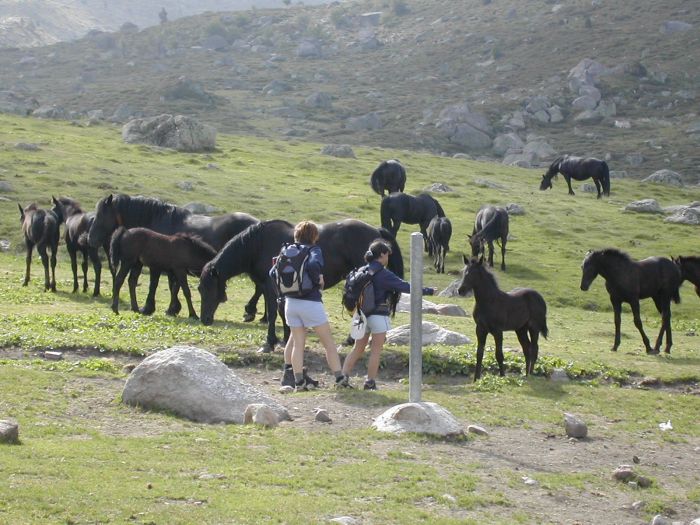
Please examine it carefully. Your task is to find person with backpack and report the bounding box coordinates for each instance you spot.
[272,220,348,391]
[341,239,435,390]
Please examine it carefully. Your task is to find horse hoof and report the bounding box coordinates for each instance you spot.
[139,307,154,316]
[165,309,178,317]
[189,314,199,320]
[257,344,274,354]
[242,313,255,322]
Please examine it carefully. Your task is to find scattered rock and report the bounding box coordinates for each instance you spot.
[624,199,663,214]
[304,91,333,109]
[122,346,290,424]
[373,402,463,437]
[330,517,359,525]
[396,294,466,316]
[320,144,356,158]
[564,412,587,438]
[261,80,291,96]
[43,351,63,361]
[176,181,194,191]
[609,170,628,179]
[659,21,693,34]
[425,183,453,193]
[0,240,10,251]
[639,377,661,387]
[243,404,279,427]
[549,369,569,382]
[297,40,322,58]
[613,465,636,482]
[162,78,218,104]
[386,321,470,346]
[438,279,463,298]
[0,420,19,444]
[279,385,294,394]
[474,178,506,190]
[122,114,216,152]
[642,169,684,187]
[314,409,332,423]
[650,515,673,525]
[665,207,700,225]
[467,424,489,436]
[0,181,13,193]
[15,142,40,151]
[505,203,525,215]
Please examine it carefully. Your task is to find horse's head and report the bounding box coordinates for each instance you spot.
[580,250,598,291]
[468,233,484,257]
[539,173,553,191]
[457,254,484,296]
[198,261,228,326]
[51,196,66,225]
[88,194,118,248]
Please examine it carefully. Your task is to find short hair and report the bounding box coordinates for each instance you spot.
[294,220,319,244]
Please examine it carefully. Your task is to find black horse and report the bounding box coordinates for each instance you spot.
[580,249,682,354]
[370,159,406,198]
[198,219,404,351]
[469,206,509,271]
[458,255,548,381]
[18,201,61,291]
[110,227,217,318]
[540,155,610,198]
[51,196,111,296]
[673,256,700,298]
[426,216,451,274]
[87,194,261,318]
[380,192,445,250]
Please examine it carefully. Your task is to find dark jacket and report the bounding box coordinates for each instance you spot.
[367,260,432,315]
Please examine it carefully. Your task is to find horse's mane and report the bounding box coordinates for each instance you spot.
[113,194,191,224]
[680,255,700,264]
[547,155,567,173]
[473,260,500,290]
[56,196,83,214]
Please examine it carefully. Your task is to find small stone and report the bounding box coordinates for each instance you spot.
[44,351,63,361]
[651,515,673,525]
[613,465,636,481]
[0,420,19,444]
[330,517,358,525]
[442,493,457,503]
[467,424,489,436]
[639,377,660,387]
[522,476,537,486]
[279,385,294,394]
[633,455,641,464]
[315,409,332,423]
[549,368,569,382]
[564,412,588,438]
[243,404,279,427]
[631,500,645,511]
[636,475,653,488]
[122,363,136,374]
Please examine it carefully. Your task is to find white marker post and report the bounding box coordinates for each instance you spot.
[409,232,423,403]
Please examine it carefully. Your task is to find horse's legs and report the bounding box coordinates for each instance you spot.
[494,331,505,377]
[487,240,495,268]
[23,240,33,286]
[565,175,575,195]
[529,328,541,375]
[174,269,198,319]
[80,248,89,293]
[141,269,160,315]
[629,300,653,353]
[111,264,131,314]
[88,246,102,296]
[68,244,79,293]
[611,298,622,351]
[165,272,182,316]
[127,262,143,313]
[37,244,51,291]
[594,178,602,199]
[474,324,489,381]
[259,280,281,352]
[652,296,673,354]
[500,238,507,272]
[515,327,531,375]
[49,239,58,292]
[243,283,263,322]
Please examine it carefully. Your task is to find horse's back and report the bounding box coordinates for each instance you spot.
[638,256,682,298]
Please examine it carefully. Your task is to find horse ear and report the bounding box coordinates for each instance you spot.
[18,203,24,217]
[52,195,57,205]
[106,194,113,205]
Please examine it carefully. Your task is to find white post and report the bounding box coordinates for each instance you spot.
[409,232,423,403]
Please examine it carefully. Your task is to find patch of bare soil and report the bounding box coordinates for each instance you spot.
[6,347,700,524]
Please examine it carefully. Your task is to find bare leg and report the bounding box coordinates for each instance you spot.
[290,326,307,376]
[342,332,371,376]
[313,322,341,373]
[365,332,387,380]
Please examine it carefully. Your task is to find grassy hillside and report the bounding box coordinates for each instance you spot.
[1,114,699,524]
[1,0,698,179]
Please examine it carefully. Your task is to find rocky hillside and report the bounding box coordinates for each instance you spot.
[0,0,329,48]
[1,0,699,181]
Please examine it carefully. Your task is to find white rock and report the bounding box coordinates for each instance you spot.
[624,199,663,214]
[373,402,463,436]
[243,404,279,427]
[386,321,471,346]
[642,169,684,187]
[467,424,489,436]
[564,412,588,438]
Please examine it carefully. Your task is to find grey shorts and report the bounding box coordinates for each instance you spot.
[284,297,329,328]
[363,314,391,335]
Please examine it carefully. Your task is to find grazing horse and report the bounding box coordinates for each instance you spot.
[457,255,548,381]
[380,192,445,250]
[426,216,452,273]
[198,219,404,351]
[539,155,610,198]
[469,205,509,271]
[87,193,261,319]
[18,202,61,291]
[580,249,682,354]
[110,227,217,318]
[673,256,700,298]
[51,196,111,296]
[370,159,406,198]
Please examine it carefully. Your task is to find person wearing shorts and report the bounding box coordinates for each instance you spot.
[277,220,349,391]
[341,239,435,390]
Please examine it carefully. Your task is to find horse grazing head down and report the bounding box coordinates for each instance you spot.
[467,233,484,257]
[539,173,553,191]
[198,261,228,325]
[88,194,120,248]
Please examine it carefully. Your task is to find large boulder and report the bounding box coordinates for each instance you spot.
[122,346,290,424]
[386,321,470,346]
[436,103,493,151]
[624,199,663,214]
[642,169,684,187]
[373,402,463,437]
[396,294,467,316]
[122,114,216,152]
[493,133,524,156]
[0,91,39,116]
[346,112,382,131]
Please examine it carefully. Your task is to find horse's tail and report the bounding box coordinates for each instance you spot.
[672,286,681,305]
[109,226,126,270]
[601,161,611,196]
[370,163,384,196]
[380,197,393,231]
[540,318,549,340]
[433,196,446,218]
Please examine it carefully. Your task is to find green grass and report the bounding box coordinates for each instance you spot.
[1,114,699,522]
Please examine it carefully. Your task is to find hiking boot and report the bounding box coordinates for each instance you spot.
[363,379,377,391]
[294,379,309,392]
[302,367,319,388]
[334,374,352,389]
[281,367,295,388]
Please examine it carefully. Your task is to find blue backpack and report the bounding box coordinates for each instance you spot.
[272,243,313,297]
